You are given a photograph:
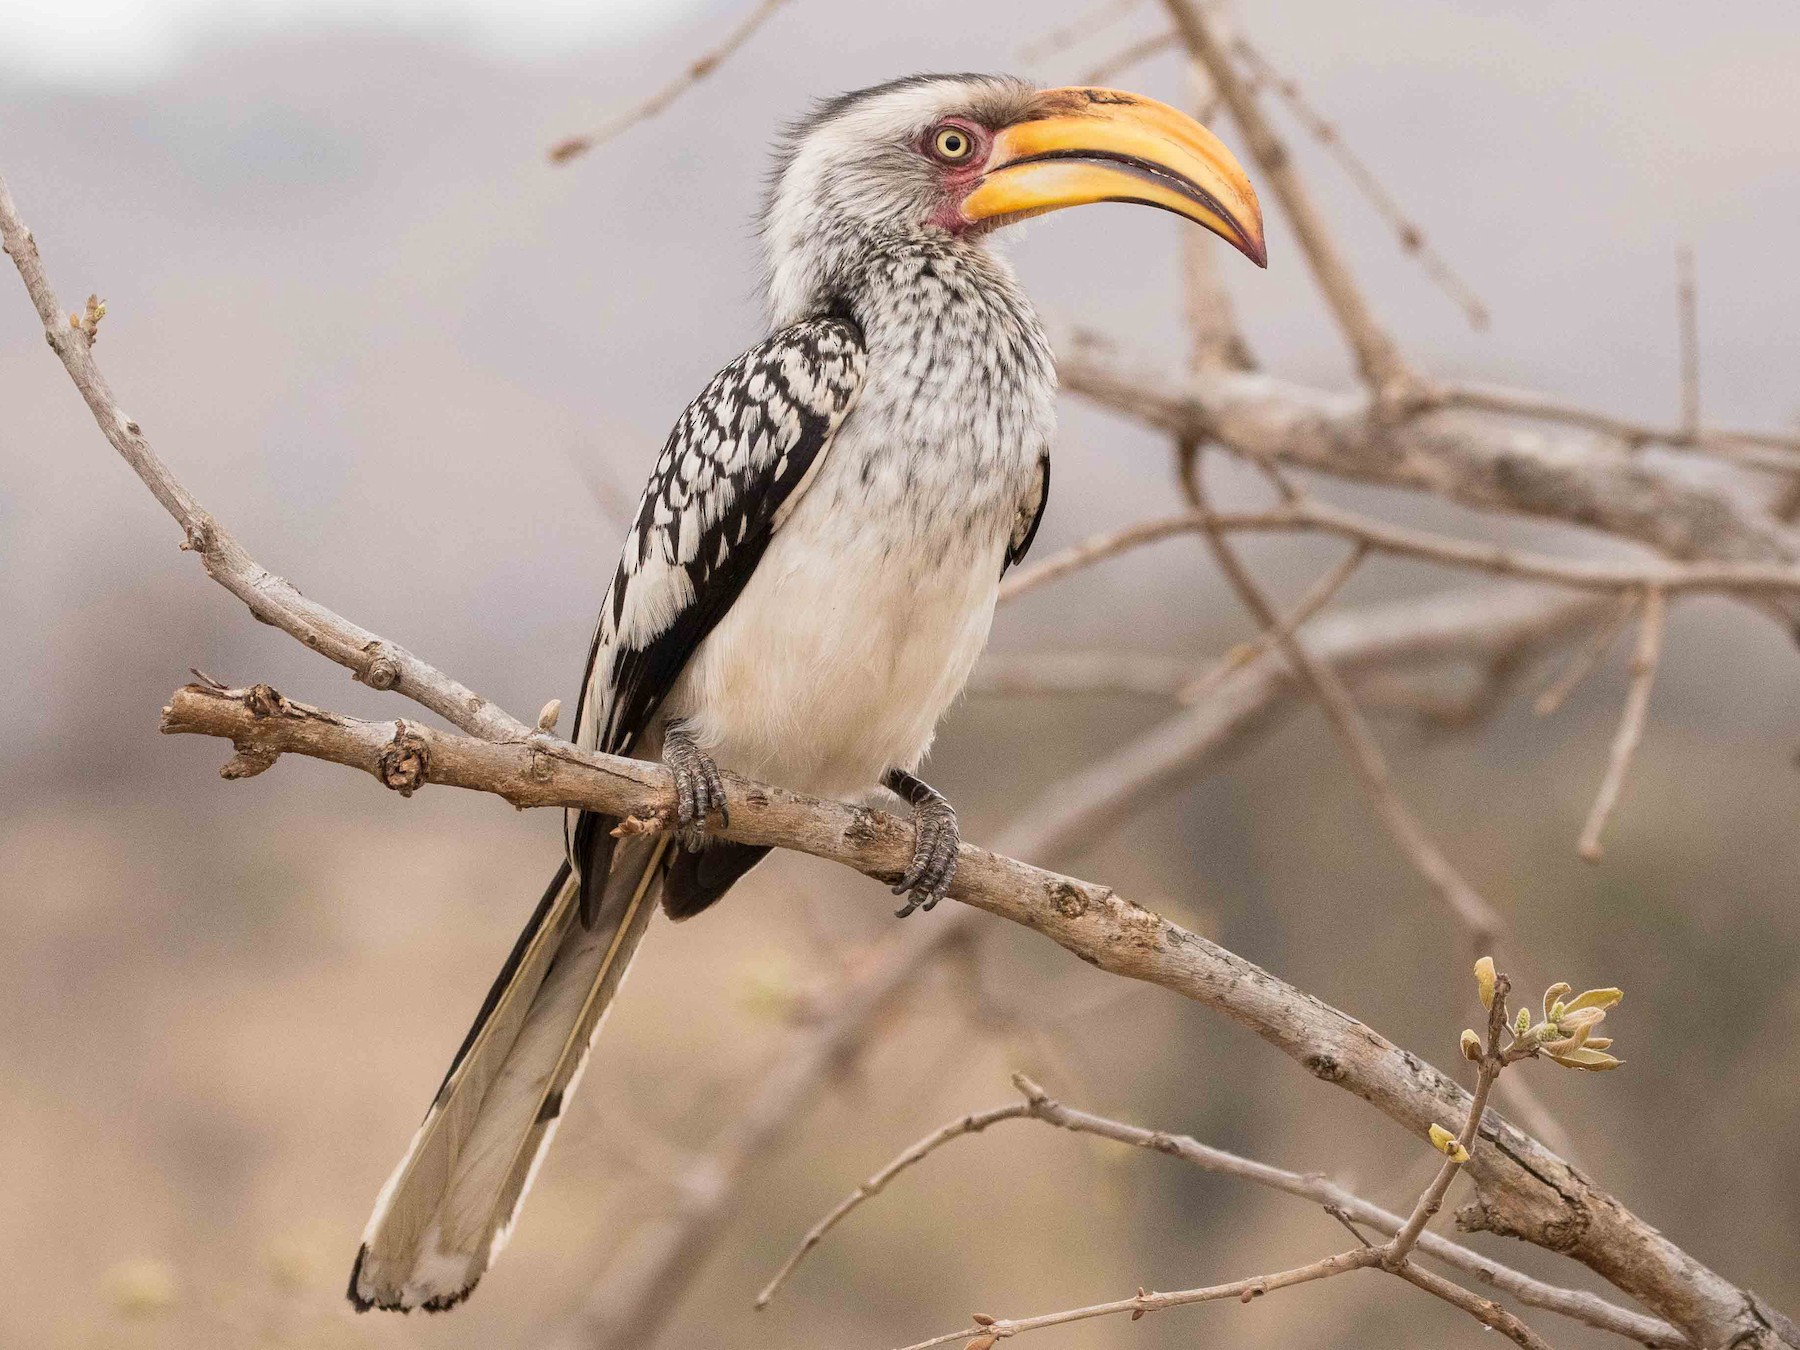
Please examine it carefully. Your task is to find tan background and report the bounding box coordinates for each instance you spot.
[2,1,1797,1346]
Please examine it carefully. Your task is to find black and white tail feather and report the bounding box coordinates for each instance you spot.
[348,318,865,1312]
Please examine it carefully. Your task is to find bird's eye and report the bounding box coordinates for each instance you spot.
[930,125,975,162]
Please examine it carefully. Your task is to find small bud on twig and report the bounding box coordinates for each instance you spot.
[1428,1124,1471,1163]
[537,698,562,734]
[1473,955,1496,1009]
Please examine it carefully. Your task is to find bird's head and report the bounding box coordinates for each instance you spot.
[763,73,1264,319]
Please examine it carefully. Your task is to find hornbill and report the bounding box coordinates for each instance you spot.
[350,73,1264,1313]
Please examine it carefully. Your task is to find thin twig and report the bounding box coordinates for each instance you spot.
[756,1104,1029,1308]
[1158,0,1414,399]
[1178,64,1256,373]
[0,171,532,744]
[1003,499,1800,603]
[1394,1261,1557,1350]
[1176,542,1366,705]
[1183,450,1504,947]
[547,0,794,164]
[1677,245,1700,437]
[1535,591,1641,716]
[766,1072,1682,1345]
[891,1248,1383,1350]
[1384,973,1509,1266]
[1231,35,1489,331]
[1577,587,1669,862]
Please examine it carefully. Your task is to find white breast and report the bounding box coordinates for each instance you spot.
[665,239,1056,798]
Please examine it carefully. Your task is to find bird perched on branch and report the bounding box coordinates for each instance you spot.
[350,72,1263,1313]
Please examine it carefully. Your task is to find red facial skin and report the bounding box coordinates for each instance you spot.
[921,119,994,234]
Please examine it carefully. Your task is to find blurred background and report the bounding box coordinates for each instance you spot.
[2,0,1797,1346]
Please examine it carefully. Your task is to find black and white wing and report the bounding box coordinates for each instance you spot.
[1004,451,1051,575]
[574,315,865,758]
[567,316,865,914]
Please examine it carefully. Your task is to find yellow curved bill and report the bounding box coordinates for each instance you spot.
[963,86,1266,266]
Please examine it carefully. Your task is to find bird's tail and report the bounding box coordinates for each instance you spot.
[348,831,670,1312]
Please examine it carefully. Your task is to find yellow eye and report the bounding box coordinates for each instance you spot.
[932,126,974,161]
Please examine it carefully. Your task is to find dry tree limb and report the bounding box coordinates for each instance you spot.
[0,173,532,744]
[1008,498,1800,603]
[1157,0,1414,398]
[1535,591,1641,716]
[1175,541,1366,706]
[1230,35,1490,331]
[1577,587,1669,862]
[1433,382,1800,469]
[1056,339,1800,633]
[556,586,1605,1350]
[547,0,795,164]
[755,1103,1031,1310]
[763,1072,1680,1345]
[1182,450,1505,948]
[155,672,1797,1346]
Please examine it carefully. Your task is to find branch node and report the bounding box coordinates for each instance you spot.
[360,642,402,691]
[243,683,287,719]
[221,744,280,780]
[377,720,430,796]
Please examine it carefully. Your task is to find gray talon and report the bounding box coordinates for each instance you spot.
[882,767,959,918]
[664,721,726,850]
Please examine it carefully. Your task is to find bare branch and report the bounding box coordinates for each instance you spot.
[892,1248,1383,1350]
[1535,591,1641,716]
[1056,338,1800,632]
[1231,36,1489,331]
[1435,382,1800,470]
[0,172,532,743]
[770,1072,1681,1346]
[1157,0,1413,397]
[547,0,795,164]
[1577,587,1669,862]
[1183,451,1505,947]
[1175,541,1366,705]
[756,1104,1030,1309]
[554,585,1604,1349]
[966,650,1196,699]
[1011,497,1800,604]
[154,675,1794,1345]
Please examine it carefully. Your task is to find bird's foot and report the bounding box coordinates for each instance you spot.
[663,722,728,852]
[884,769,959,918]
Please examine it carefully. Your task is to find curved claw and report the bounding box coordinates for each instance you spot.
[890,790,959,917]
[664,722,727,851]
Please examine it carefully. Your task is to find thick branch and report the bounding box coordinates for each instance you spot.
[1057,341,1800,632]
[547,585,1606,1348]
[159,680,1795,1348]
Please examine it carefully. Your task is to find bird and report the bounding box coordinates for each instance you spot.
[348,72,1264,1313]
